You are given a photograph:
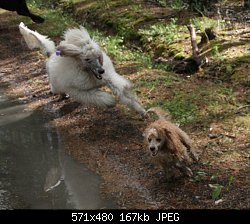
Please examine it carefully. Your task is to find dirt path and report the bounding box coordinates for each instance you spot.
[0,10,249,209]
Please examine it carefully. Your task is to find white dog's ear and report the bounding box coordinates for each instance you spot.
[57,42,82,57]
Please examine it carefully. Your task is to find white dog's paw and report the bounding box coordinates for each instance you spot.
[140,109,147,118]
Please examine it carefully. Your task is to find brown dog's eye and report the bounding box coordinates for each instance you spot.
[156,138,161,142]
[148,138,152,142]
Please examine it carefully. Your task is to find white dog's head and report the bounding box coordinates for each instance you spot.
[57,27,104,79]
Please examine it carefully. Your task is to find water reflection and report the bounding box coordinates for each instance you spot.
[0,86,115,209]
[44,167,62,192]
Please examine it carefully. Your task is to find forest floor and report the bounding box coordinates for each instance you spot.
[0,0,249,209]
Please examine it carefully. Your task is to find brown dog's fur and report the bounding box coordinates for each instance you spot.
[144,107,198,180]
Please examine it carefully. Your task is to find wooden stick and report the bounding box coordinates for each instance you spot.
[187,24,199,60]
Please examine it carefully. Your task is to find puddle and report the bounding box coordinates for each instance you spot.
[0,85,116,209]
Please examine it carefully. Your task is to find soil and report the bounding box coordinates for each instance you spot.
[0,5,249,209]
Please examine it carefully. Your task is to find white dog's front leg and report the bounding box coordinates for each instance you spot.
[101,73,146,116]
[68,88,115,108]
[120,90,146,116]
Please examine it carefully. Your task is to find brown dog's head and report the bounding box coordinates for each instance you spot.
[144,126,165,157]
[144,121,180,157]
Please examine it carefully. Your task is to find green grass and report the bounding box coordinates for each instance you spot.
[27,0,77,37]
[162,95,200,125]
[86,0,152,40]
[89,29,153,68]
[138,74,178,89]
[139,19,180,46]
[171,0,185,10]
[147,89,201,125]
[191,17,221,32]
[138,19,189,59]
[206,87,236,120]
[236,114,250,126]
[209,183,224,200]
[145,83,238,125]
[154,0,167,7]
[38,10,77,37]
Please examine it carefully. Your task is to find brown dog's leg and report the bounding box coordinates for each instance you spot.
[178,129,198,162]
[176,162,193,177]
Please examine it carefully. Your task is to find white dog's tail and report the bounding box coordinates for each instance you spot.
[146,107,171,120]
[19,22,56,56]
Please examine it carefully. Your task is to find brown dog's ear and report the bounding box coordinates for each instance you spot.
[162,127,172,142]
[162,127,181,154]
[57,42,82,57]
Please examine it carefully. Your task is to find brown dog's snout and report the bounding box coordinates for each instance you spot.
[150,146,156,152]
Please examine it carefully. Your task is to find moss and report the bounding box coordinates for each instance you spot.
[231,64,250,86]
[168,43,187,59]
[70,0,153,41]
[236,116,250,126]
[234,55,250,64]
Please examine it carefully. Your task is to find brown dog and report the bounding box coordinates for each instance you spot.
[144,107,198,180]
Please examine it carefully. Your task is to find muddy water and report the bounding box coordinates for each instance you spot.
[0,85,116,209]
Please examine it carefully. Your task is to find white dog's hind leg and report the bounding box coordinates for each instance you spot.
[49,83,59,94]
[68,88,115,108]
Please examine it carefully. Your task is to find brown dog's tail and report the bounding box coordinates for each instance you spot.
[146,107,171,120]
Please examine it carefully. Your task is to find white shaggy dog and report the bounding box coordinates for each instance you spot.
[19,22,146,116]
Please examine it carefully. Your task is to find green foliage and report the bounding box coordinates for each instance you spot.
[138,75,177,90]
[211,44,224,61]
[90,30,153,67]
[206,87,235,117]
[110,15,138,40]
[191,17,219,32]
[208,175,235,200]
[192,171,207,182]
[92,1,150,41]
[226,176,235,190]
[28,0,58,9]
[186,0,217,12]
[26,0,77,37]
[160,92,200,125]
[154,0,185,8]
[171,0,185,10]
[154,0,167,7]
[225,64,234,75]
[138,19,185,59]
[209,183,224,200]
[37,10,77,37]
[139,19,180,46]
[154,63,174,72]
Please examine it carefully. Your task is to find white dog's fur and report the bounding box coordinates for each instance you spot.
[19,23,146,116]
